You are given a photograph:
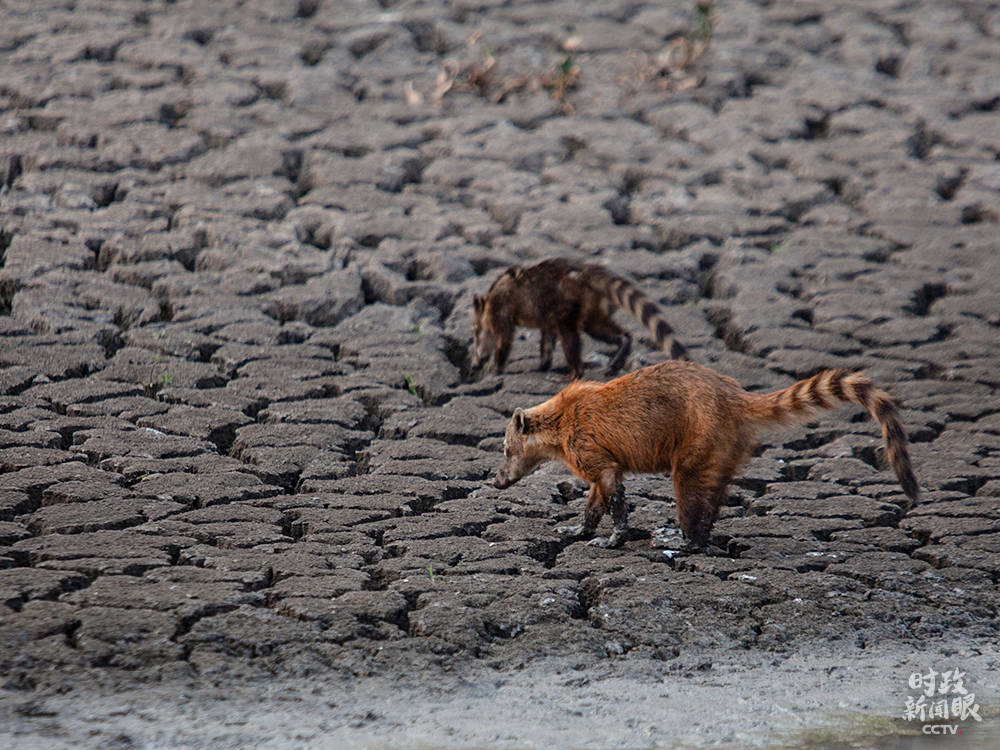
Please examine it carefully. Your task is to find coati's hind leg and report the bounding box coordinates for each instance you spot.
[673,465,736,548]
[584,317,631,375]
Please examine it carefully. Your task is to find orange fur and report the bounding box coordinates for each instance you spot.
[494,360,920,548]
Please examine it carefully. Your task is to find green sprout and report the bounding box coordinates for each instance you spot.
[695,2,715,44]
[402,372,419,397]
[552,55,579,106]
[145,356,172,396]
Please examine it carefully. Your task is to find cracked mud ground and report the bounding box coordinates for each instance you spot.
[1,0,999,747]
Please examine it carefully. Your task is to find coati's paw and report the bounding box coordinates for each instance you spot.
[587,535,624,549]
[588,529,627,548]
[650,526,685,550]
[557,524,589,539]
[651,526,714,554]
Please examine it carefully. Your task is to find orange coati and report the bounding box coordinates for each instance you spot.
[493,360,920,548]
[471,258,688,380]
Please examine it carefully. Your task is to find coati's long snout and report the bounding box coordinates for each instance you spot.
[493,458,517,489]
[493,471,513,490]
[494,407,549,490]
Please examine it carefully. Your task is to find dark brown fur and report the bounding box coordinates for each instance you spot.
[471,258,688,380]
[493,360,920,548]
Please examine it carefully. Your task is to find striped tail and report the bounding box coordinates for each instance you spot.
[603,274,689,360]
[747,369,920,503]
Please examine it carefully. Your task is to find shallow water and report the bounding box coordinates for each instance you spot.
[776,715,1000,750]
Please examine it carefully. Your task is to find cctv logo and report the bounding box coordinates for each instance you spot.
[922,725,962,735]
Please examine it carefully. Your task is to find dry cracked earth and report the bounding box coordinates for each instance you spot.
[1,0,1000,748]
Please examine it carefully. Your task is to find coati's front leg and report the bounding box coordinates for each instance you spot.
[556,324,585,380]
[557,470,629,548]
[538,329,554,371]
[493,333,513,374]
[589,481,629,548]
[557,483,602,540]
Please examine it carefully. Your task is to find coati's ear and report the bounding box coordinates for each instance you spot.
[512,407,530,434]
[473,295,484,314]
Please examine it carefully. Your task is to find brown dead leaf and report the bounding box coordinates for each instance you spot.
[466,53,496,93]
[432,60,460,105]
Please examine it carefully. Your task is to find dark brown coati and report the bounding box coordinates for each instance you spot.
[493,360,920,548]
[471,258,688,380]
